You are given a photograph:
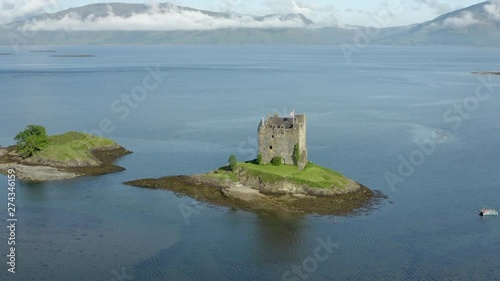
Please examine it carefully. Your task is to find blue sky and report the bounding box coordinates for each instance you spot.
[61,0,484,26]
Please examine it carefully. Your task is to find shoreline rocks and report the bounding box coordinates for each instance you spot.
[0,163,77,181]
[0,146,131,182]
[234,168,361,197]
[125,173,385,216]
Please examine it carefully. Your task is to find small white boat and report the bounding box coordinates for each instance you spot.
[479,209,499,216]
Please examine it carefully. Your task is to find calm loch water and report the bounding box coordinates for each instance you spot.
[0,45,499,280]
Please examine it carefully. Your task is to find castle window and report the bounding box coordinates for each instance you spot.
[270,146,273,150]
[272,135,274,138]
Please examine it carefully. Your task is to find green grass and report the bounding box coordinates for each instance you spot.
[237,162,349,189]
[34,132,116,162]
[206,168,239,182]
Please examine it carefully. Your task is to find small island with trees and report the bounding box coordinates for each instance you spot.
[2,117,380,215]
[126,113,379,215]
[0,125,131,181]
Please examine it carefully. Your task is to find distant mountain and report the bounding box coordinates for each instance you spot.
[1,1,500,46]
[376,1,500,46]
[7,2,314,30]
[63,3,315,25]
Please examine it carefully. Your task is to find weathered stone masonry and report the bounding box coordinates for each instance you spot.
[258,113,308,170]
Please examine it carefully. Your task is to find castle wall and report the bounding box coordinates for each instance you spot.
[297,115,307,169]
[258,126,300,165]
[258,114,308,168]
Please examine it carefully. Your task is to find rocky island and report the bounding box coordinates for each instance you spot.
[473,71,500,75]
[50,54,96,58]
[0,126,131,181]
[126,113,381,215]
[125,161,377,215]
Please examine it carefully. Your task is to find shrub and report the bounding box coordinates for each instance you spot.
[271,156,283,166]
[257,154,263,165]
[228,154,237,171]
[293,144,300,166]
[14,125,48,158]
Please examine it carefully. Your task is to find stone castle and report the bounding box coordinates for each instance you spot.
[258,112,308,170]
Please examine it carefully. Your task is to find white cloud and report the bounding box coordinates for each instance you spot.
[0,0,69,25]
[20,4,311,31]
[261,0,311,15]
[216,0,240,14]
[442,11,480,27]
[416,0,453,15]
[259,0,339,27]
[484,2,500,20]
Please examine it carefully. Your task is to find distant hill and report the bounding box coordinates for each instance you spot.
[376,1,500,46]
[1,1,500,46]
[3,2,314,31]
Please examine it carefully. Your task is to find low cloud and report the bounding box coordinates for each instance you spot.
[261,0,317,17]
[0,0,70,25]
[442,11,481,27]
[440,0,500,28]
[485,2,500,20]
[416,0,453,15]
[260,0,339,27]
[20,3,312,31]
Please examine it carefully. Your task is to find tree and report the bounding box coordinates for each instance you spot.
[257,154,263,165]
[229,154,237,171]
[271,156,283,166]
[14,125,48,158]
[293,144,301,166]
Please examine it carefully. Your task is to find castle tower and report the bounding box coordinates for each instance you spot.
[258,112,308,170]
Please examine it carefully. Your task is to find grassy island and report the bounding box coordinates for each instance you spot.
[126,160,380,216]
[35,132,117,163]
[0,129,131,182]
[125,111,382,215]
[209,162,349,190]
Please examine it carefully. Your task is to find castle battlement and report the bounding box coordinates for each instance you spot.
[258,112,308,169]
